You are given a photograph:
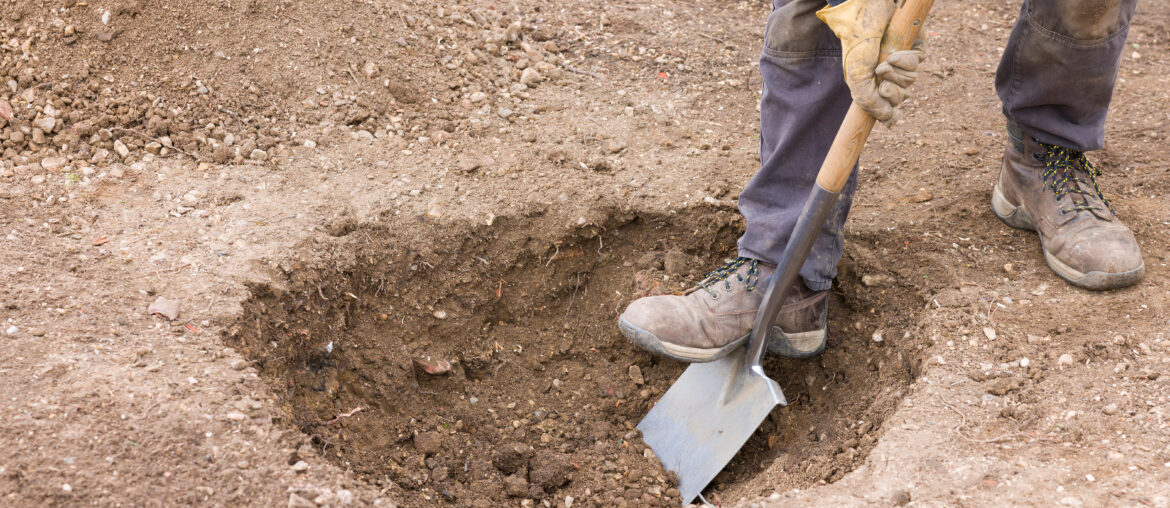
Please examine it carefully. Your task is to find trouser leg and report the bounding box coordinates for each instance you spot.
[996,0,1138,150]
[737,0,856,291]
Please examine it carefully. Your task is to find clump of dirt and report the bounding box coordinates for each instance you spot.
[229,207,929,506]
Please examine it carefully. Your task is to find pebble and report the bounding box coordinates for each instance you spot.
[1058,353,1074,366]
[302,139,317,148]
[288,493,315,508]
[290,460,309,473]
[628,365,645,385]
[872,331,884,342]
[62,483,72,493]
[336,490,354,505]
[963,146,980,156]
[982,327,996,340]
[910,188,933,203]
[230,358,248,371]
[249,149,268,161]
[114,139,130,159]
[470,91,488,103]
[5,326,18,335]
[497,107,514,119]
[1103,403,1119,415]
[31,175,45,184]
[433,310,447,319]
[34,116,56,132]
[1019,357,1030,368]
[861,274,890,287]
[42,157,69,171]
[520,67,543,86]
[147,296,182,320]
[226,411,248,421]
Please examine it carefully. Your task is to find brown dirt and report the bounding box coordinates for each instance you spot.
[2,0,1170,507]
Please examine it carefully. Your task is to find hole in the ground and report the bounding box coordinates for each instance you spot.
[228,209,925,507]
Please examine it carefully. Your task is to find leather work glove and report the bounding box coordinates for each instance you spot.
[817,0,926,127]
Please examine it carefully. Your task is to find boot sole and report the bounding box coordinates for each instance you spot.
[992,185,1145,290]
[617,317,748,363]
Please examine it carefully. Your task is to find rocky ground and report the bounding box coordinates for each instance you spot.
[2,0,1169,506]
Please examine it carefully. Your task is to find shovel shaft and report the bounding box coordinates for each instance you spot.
[746,185,838,368]
[747,0,935,368]
[817,0,935,192]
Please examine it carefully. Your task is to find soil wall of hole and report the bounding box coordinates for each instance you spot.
[227,207,928,507]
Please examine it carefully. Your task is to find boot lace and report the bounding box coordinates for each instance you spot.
[698,257,761,297]
[1034,143,1114,216]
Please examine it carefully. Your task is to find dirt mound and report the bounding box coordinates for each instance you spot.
[2,0,570,185]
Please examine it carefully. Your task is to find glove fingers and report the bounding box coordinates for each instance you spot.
[877,65,917,88]
[854,87,894,123]
[878,81,910,107]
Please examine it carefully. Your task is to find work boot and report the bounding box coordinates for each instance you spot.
[618,257,828,363]
[992,121,1144,289]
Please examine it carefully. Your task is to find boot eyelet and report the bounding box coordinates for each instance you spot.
[710,293,720,300]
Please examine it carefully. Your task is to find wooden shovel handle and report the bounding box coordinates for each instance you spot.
[815,0,935,192]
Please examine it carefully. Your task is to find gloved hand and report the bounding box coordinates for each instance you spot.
[817,0,926,127]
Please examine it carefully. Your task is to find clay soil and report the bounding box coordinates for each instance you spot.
[2,0,1169,507]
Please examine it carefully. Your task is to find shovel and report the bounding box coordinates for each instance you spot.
[637,0,935,503]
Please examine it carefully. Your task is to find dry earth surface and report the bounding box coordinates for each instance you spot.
[2,0,1169,507]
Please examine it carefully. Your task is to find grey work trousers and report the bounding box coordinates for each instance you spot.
[737,0,1138,291]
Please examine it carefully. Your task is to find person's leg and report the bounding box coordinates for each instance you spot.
[992,0,1144,289]
[996,0,1138,150]
[737,0,857,292]
[617,0,843,363]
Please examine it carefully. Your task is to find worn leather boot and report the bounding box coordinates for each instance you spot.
[992,121,1144,289]
[618,257,828,363]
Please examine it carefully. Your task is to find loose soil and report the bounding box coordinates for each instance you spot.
[2,0,1170,507]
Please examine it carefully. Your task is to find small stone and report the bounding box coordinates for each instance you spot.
[288,493,315,508]
[628,365,645,385]
[363,61,379,78]
[470,91,488,103]
[1058,353,1075,366]
[1003,263,1014,273]
[415,358,452,375]
[226,411,248,421]
[872,331,884,342]
[302,139,317,148]
[1103,403,1119,415]
[497,107,514,119]
[336,490,354,505]
[1019,357,1030,368]
[605,139,627,154]
[290,460,309,473]
[114,139,130,159]
[983,327,997,340]
[963,146,980,156]
[147,296,181,320]
[108,166,124,179]
[34,116,56,133]
[230,358,248,371]
[520,67,543,86]
[249,149,268,161]
[861,274,890,287]
[565,496,574,508]
[910,188,933,203]
[40,157,67,171]
[62,484,72,493]
[5,326,18,335]
[433,310,448,319]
